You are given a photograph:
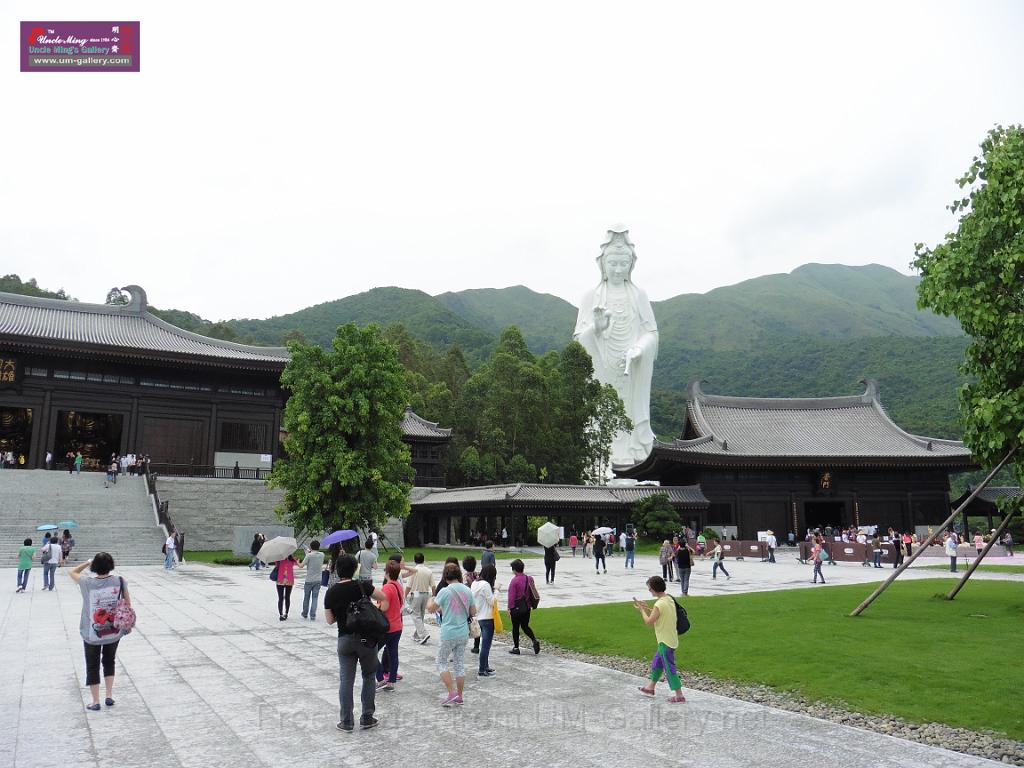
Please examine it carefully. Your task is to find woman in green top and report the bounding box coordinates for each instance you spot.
[633,575,686,703]
[16,537,34,592]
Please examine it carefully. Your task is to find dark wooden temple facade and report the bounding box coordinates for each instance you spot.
[0,287,289,471]
[615,380,974,540]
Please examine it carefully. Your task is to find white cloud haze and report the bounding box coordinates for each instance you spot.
[2,0,1022,320]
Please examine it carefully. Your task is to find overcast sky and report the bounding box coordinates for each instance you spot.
[2,1,1022,321]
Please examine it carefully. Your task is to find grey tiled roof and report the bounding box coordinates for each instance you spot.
[641,379,971,467]
[412,483,708,508]
[0,287,289,367]
[401,406,452,438]
[974,486,1022,504]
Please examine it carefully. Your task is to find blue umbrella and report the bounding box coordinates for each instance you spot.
[36,524,58,531]
[58,520,78,528]
[320,529,358,546]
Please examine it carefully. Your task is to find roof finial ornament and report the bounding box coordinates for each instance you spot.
[119,285,148,313]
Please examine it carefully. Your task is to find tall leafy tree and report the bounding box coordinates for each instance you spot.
[268,323,413,533]
[914,124,1024,510]
[632,493,681,540]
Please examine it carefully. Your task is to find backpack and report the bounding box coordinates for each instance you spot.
[674,598,690,635]
[626,536,635,552]
[346,582,389,643]
[112,577,137,634]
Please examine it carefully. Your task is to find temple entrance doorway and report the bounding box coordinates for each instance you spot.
[0,407,32,466]
[803,501,846,534]
[54,410,123,471]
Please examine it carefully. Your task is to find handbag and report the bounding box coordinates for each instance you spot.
[553,549,561,561]
[320,569,330,587]
[269,565,279,581]
[469,617,481,639]
[492,596,503,633]
[112,577,137,634]
[527,576,540,609]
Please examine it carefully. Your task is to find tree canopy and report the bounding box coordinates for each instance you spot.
[268,323,413,533]
[632,493,681,540]
[914,124,1024,512]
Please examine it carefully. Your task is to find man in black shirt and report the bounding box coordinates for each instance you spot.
[324,554,390,732]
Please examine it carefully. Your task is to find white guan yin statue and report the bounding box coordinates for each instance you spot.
[573,227,658,466]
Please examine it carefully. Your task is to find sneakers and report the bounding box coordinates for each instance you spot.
[86,703,101,711]
[104,698,115,707]
[453,694,464,705]
[360,717,379,730]
[336,722,354,732]
[533,640,541,655]
[441,692,459,707]
[508,647,521,655]
[478,670,495,677]
[471,647,480,654]
[376,679,390,690]
[418,635,430,645]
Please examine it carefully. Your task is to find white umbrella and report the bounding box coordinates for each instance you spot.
[537,522,561,548]
[592,526,614,536]
[257,536,298,563]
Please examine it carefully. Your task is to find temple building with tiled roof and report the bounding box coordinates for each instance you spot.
[615,379,974,539]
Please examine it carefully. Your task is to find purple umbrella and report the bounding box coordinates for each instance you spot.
[320,529,358,546]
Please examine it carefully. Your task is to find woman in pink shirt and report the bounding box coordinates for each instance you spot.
[375,560,405,691]
[275,554,297,621]
[973,531,985,556]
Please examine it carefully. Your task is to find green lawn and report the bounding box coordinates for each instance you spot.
[919,563,1024,575]
[524,579,1024,739]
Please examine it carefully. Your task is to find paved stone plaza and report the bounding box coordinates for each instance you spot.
[1,552,1014,768]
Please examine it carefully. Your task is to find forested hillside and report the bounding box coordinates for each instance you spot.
[1,265,970,444]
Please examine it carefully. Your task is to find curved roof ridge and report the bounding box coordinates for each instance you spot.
[0,287,289,361]
[687,377,877,411]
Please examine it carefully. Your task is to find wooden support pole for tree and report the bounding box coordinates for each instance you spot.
[946,500,1018,600]
[849,449,1014,617]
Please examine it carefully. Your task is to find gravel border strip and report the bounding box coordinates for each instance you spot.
[501,633,1024,765]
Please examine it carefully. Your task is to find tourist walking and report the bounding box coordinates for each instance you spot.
[16,537,34,592]
[472,563,498,677]
[481,541,496,569]
[249,533,265,570]
[584,533,593,559]
[70,553,131,710]
[74,451,83,475]
[871,534,883,568]
[163,531,177,569]
[973,530,985,557]
[675,539,694,595]
[273,553,297,620]
[659,540,675,582]
[624,530,636,568]
[506,558,540,655]
[426,562,475,706]
[1002,532,1014,556]
[709,540,731,580]
[811,536,826,584]
[593,535,607,574]
[375,559,405,692]
[766,530,777,563]
[891,530,905,568]
[356,538,377,584]
[569,533,578,557]
[40,535,62,590]
[61,529,75,563]
[945,532,959,572]
[634,575,686,703]
[543,544,558,584]
[301,540,324,620]
[407,552,434,644]
[324,554,389,731]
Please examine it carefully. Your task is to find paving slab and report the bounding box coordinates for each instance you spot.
[0,561,1004,768]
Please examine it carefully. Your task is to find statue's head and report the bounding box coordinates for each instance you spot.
[597,227,637,283]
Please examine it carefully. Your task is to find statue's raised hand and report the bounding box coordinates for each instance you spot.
[593,306,612,333]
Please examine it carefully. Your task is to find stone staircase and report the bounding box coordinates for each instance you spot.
[155,477,287,551]
[0,469,166,566]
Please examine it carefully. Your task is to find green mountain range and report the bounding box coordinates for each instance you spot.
[1,265,970,441]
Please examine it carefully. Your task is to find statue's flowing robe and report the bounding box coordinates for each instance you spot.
[573,280,658,465]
